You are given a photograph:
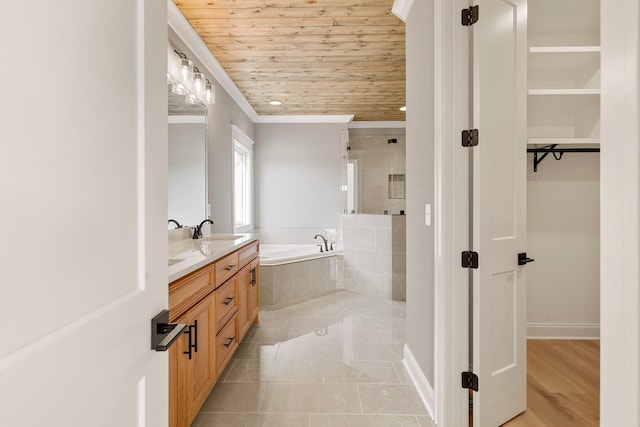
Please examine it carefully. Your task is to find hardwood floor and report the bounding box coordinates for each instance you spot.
[502,340,600,427]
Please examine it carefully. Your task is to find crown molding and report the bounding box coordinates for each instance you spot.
[392,0,415,22]
[167,1,259,123]
[255,115,355,124]
[348,121,406,128]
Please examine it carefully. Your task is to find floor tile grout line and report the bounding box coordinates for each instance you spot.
[355,383,365,415]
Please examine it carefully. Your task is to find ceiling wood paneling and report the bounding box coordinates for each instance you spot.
[174,0,405,121]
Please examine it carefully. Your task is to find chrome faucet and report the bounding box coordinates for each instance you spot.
[168,219,183,229]
[314,234,329,252]
[193,219,214,239]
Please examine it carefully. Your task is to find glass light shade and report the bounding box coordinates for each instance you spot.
[171,82,187,95]
[193,72,205,93]
[269,100,283,106]
[400,106,407,112]
[185,93,198,104]
[205,83,216,105]
[180,58,194,82]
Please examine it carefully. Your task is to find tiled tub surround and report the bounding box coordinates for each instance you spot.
[191,290,435,427]
[254,228,340,246]
[342,214,406,301]
[260,244,342,309]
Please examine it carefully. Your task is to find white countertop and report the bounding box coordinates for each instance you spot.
[168,233,259,283]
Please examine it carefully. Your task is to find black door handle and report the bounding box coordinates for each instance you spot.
[518,253,535,265]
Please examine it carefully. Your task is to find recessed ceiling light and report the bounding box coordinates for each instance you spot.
[269,100,283,106]
[400,106,407,112]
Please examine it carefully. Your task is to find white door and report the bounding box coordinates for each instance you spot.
[472,0,527,425]
[0,2,168,426]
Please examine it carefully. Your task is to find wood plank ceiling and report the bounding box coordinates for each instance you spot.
[174,0,406,121]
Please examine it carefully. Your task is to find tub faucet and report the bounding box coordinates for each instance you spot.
[193,219,214,239]
[314,234,329,252]
[168,219,183,229]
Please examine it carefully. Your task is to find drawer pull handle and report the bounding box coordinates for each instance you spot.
[223,296,235,306]
[223,336,235,348]
[250,267,257,286]
[182,320,198,360]
[224,264,236,271]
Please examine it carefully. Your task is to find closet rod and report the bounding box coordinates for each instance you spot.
[527,145,600,172]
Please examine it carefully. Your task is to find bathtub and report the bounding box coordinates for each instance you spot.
[260,244,342,266]
[259,244,343,308]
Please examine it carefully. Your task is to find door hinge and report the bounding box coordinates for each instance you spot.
[462,371,479,391]
[461,5,479,26]
[462,129,479,147]
[461,251,479,269]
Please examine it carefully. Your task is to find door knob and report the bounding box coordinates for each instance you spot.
[518,253,535,266]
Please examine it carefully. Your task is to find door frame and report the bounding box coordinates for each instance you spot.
[411,0,640,426]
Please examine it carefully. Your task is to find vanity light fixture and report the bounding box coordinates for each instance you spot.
[171,82,187,95]
[193,68,205,93]
[204,80,215,105]
[400,106,407,112]
[269,100,283,106]
[175,50,194,82]
[172,49,217,106]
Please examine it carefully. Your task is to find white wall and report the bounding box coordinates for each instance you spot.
[255,123,344,229]
[527,154,600,338]
[404,0,435,385]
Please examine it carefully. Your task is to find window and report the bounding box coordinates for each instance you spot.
[232,125,254,232]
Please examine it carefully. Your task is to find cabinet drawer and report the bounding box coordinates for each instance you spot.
[169,264,215,321]
[216,314,238,377]
[238,241,259,268]
[215,252,239,287]
[215,276,238,332]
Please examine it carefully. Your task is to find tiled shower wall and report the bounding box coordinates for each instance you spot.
[347,132,406,215]
[341,214,406,301]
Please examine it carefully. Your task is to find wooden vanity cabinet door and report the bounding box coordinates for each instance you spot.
[184,292,217,425]
[169,292,217,427]
[249,258,260,325]
[237,263,251,341]
[169,320,189,427]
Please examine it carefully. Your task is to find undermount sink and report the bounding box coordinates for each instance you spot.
[168,258,184,266]
[203,234,243,241]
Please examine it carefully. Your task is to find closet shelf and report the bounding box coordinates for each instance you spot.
[528,138,600,146]
[529,46,600,53]
[528,89,600,96]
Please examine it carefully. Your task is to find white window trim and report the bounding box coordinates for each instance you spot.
[231,125,254,233]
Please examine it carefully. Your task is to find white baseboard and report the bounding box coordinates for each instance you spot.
[403,345,436,420]
[527,323,600,339]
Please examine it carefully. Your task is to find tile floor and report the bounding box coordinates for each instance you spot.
[191,290,436,427]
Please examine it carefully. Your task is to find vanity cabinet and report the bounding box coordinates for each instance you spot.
[237,242,260,341]
[168,240,259,427]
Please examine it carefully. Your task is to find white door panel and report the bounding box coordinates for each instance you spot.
[472,0,527,425]
[0,1,168,426]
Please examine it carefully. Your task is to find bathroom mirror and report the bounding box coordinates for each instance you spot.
[168,74,207,229]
